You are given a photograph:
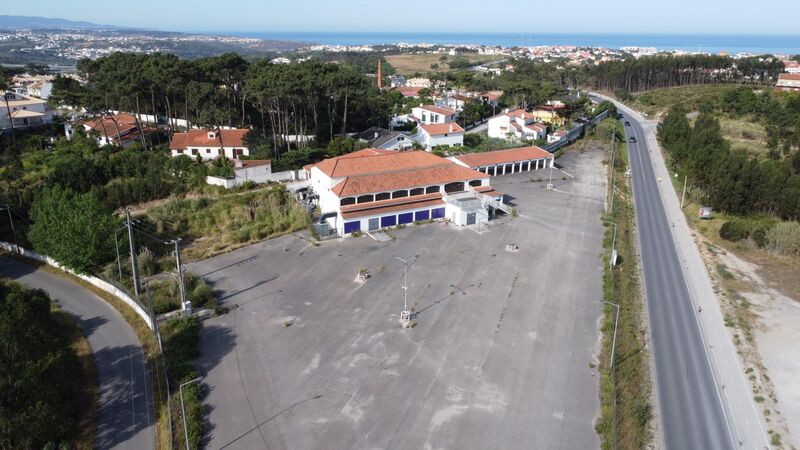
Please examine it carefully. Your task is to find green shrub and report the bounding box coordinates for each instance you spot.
[752,224,771,248]
[719,219,750,242]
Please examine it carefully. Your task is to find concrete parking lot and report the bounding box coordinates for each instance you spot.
[190,148,607,450]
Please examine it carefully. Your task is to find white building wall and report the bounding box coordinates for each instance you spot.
[487,115,511,139]
[423,131,464,150]
[171,146,250,160]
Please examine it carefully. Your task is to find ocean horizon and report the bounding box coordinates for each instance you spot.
[215,31,800,55]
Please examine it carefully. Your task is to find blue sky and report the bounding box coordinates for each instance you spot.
[2,0,799,34]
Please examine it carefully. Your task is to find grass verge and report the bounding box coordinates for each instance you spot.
[51,306,97,450]
[160,317,204,449]
[595,127,653,449]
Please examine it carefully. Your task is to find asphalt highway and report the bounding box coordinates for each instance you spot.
[0,256,155,450]
[621,115,733,449]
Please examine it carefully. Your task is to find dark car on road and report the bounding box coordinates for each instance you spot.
[625,121,631,126]
[629,136,637,143]
[617,113,624,119]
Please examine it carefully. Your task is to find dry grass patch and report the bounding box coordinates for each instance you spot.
[385,53,504,75]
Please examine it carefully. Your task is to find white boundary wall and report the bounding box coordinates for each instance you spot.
[0,241,154,330]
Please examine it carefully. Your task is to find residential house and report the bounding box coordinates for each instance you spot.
[776,73,800,92]
[304,149,504,235]
[418,122,464,150]
[1,91,52,130]
[547,130,568,144]
[170,128,250,160]
[487,109,548,141]
[355,127,414,151]
[411,105,458,125]
[65,113,155,148]
[395,86,423,98]
[481,91,503,108]
[388,74,407,87]
[406,77,432,88]
[530,105,566,127]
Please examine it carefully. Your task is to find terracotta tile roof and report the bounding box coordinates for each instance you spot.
[170,128,249,150]
[451,146,553,168]
[238,159,271,168]
[332,163,485,197]
[397,86,423,97]
[778,73,800,81]
[84,114,138,136]
[419,105,456,116]
[482,91,503,100]
[506,108,536,120]
[420,123,465,136]
[308,148,413,178]
[341,195,445,220]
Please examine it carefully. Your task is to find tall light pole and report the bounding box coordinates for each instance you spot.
[126,208,141,296]
[179,377,202,450]
[604,301,620,370]
[166,239,188,315]
[393,256,417,324]
[113,226,127,280]
[680,175,688,210]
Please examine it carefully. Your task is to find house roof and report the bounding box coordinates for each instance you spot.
[482,91,503,101]
[778,73,800,81]
[420,123,465,136]
[355,127,407,148]
[307,148,404,177]
[238,159,271,169]
[506,108,536,120]
[451,146,553,168]
[2,91,46,107]
[83,114,138,137]
[9,109,45,118]
[331,163,486,197]
[170,128,249,150]
[418,105,456,116]
[341,194,445,220]
[396,86,423,97]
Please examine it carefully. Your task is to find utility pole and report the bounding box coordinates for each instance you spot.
[680,175,688,210]
[608,131,616,215]
[126,208,141,296]
[1,205,19,254]
[168,239,188,314]
[605,301,620,370]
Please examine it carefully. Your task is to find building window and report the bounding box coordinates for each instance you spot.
[340,197,356,206]
[426,185,440,194]
[375,192,391,201]
[357,194,374,204]
[392,190,408,199]
[444,182,464,193]
[409,188,424,196]
[469,180,482,187]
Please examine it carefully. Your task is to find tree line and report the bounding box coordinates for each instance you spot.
[49,53,392,157]
[658,105,800,220]
[583,54,785,94]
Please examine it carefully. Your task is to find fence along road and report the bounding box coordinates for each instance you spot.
[0,256,155,450]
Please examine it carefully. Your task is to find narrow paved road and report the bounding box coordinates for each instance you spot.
[0,257,155,450]
[590,92,770,449]
[623,116,733,449]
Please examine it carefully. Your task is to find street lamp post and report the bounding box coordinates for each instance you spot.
[179,377,202,450]
[113,226,127,280]
[393,256,416,324]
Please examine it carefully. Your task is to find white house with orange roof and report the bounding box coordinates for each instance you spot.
[411,104,458,125]
[487,109,548,141]
[169,128,250,160]
[304,149,505,235]
[1,91,51,130]
[65,113,156,148]
[417,122,464,150]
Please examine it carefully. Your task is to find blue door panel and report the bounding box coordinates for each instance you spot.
[431,208,445,219]
[344,221,361,234]
[398,212,413,224]
[380,215,397,227]
[415,210,430,221]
